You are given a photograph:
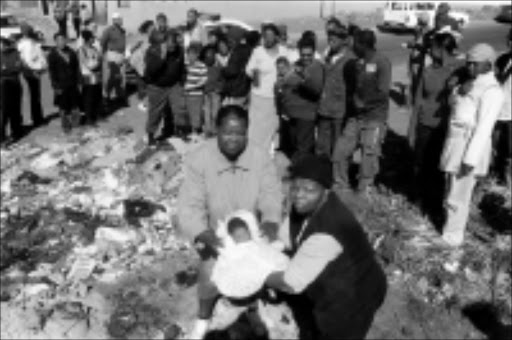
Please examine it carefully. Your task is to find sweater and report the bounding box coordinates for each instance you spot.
[100,24,126,54]
[319,49,357,119]
[222,43,252,98]
[275,60,325,121]
[1,48,22,80]
[354,52,392,122]
[144,46,185,88]
[48,47,80,90]
[415,60,465,128]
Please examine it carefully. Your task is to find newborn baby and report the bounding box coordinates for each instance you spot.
[211,210,289,299]
[227,217,253,244]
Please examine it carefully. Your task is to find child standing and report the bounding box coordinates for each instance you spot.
[79,30,102,125]
[184,42,208,137]
[48,32,81,133]
[202,45,223,137]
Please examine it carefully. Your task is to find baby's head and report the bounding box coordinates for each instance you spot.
[227,217,252,244]
[276,56,291,78]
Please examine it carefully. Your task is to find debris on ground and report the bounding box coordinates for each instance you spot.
[1,125,510,339]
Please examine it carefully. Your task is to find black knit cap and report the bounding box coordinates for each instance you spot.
[289,154,333,189]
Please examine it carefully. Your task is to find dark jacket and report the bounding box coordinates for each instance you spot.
[144,45,185,88]
[289,191,387,339]
[275,60,325,121]
[319,49,357,119]
[1,47,23,81]
[221,43,252,98]
[48,46,80,89]
[100,24,126,54]
[354,52,392,122]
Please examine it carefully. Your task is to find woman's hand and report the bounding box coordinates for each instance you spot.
[194,229,223,261]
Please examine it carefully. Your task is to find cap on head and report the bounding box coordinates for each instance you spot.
[289,154,333,189]
[112,12,121,20]
[467,43,496,63]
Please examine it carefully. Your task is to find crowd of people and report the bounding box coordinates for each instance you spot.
[1,2,511,339]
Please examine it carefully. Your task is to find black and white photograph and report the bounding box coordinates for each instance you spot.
[0,0,511,339]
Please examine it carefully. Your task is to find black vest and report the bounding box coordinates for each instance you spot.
[289,192,386,316]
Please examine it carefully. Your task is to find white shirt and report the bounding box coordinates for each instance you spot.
[183,22,207,50]
[441,72,504,174]
[245,44,291,98]
[17,38,47,71]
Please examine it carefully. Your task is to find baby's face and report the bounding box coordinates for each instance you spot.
[231,227,252,244]
[276,63,291,77]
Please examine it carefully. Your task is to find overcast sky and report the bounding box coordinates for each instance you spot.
[183,0,511,21]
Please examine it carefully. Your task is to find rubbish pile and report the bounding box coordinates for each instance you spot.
[0,128,298,340]
[0,128,192,339]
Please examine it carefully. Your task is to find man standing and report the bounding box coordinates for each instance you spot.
[48,32,81,134]
[183,8,207,50]
[154,13,172,43]
[316,24,356,158]
[17,23,47,129]
[53,1,68,38]
[221,30,260,108]
[144,31,186,146]
[332,29,391,195]
[493,28,512,189]
[276,37,324,162]
[101,13,127,109]
[68,0,81,39]
[1,36,23,146]
[440,43,504,247]
[245,23,290,153]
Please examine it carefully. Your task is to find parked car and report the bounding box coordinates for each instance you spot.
[495,5,512,23]
[380,1,470,32]
[1,12,45,44]
[0,12,22,40]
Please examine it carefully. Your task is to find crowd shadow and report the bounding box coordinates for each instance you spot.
[462,302,512,340]
[377,129,415,199]
[478,192,512,235]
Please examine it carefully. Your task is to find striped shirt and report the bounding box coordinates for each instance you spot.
[185,60,208,96]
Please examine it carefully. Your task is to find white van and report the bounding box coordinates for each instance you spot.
[382,1,470,30]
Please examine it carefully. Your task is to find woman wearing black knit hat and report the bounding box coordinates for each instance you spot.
[265,154,387,339]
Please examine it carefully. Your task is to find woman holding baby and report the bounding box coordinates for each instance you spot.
[177,104,283,339]
[265,154,387,340]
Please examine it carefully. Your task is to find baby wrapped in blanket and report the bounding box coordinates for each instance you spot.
[211,210,289,299]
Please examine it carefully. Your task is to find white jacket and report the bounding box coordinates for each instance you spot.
[440,72,504,176]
